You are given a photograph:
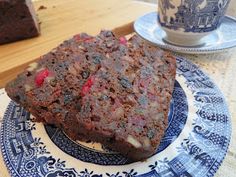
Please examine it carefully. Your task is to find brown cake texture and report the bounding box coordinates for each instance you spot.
[5,30,176,161]
[0,0,40,44]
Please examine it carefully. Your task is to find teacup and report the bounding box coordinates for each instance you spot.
[158,0,231,46]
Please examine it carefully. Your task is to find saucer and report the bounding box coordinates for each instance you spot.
[134,12,236,54]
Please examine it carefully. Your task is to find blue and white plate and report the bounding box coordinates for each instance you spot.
[0,56,231,177]
[134,12,236,54]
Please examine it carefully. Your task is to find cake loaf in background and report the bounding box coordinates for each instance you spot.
[0,0,40,44]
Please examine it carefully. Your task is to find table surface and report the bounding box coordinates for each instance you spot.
[0,0,236,177]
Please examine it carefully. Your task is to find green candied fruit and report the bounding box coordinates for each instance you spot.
[92,55,103,64]
[63,93,73,105]
[81,70,90,79]
[135,109,145,115]
[147,129,155,139]
[119,77,132,89]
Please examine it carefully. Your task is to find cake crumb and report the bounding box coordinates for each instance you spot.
[38,5,47,11]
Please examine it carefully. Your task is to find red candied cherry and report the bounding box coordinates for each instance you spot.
[81,77,95,96]
[35,69,50,87]
[83,37,94,42]
[119,37,127,45]
[74,34,81,41]
[74,34,93,42]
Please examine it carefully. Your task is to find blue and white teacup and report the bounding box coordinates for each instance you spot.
[158,0,231,46]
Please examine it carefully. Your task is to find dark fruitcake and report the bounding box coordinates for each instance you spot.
[0,0,39,44]
[5,31,176,161]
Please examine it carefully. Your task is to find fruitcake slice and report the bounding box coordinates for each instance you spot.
[5,31,176,161]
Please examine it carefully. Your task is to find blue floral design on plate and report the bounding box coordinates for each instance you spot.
[0,56,231,177]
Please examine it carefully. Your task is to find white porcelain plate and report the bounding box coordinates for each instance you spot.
[134,12,236,54]
[0,56,231,177]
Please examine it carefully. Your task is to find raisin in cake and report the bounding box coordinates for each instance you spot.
[5,31,176,161]
[0,0,39,44]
